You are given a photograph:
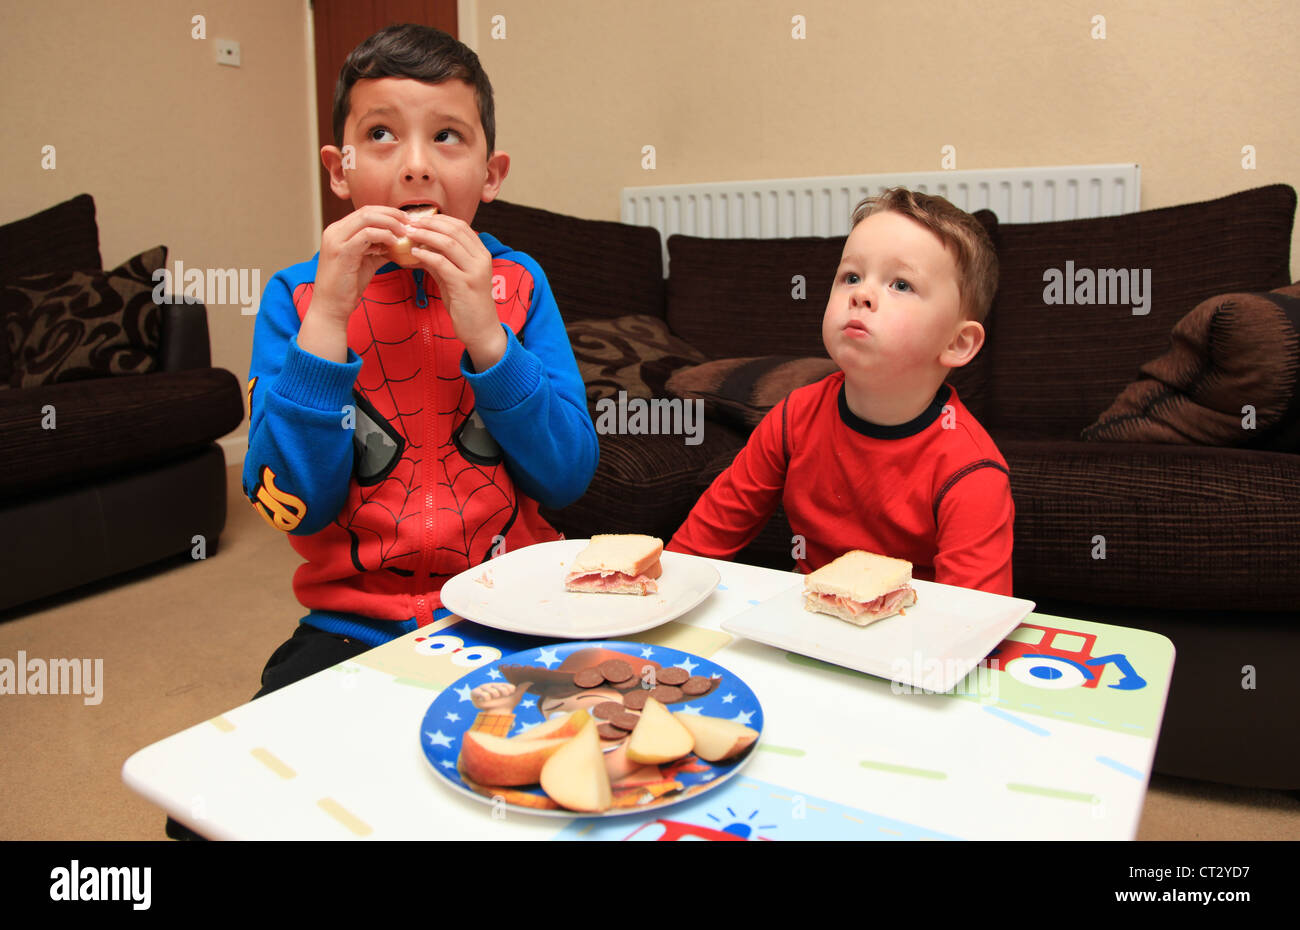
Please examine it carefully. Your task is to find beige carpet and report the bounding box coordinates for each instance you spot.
[1,463,1297,840]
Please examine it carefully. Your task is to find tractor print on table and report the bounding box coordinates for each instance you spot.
[988,623,1146,692]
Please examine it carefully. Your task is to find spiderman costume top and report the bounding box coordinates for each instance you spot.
[244,233,598,641]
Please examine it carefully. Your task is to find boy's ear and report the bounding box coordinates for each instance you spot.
[479,150,510,203]
[320,145,353,202]
[940,319,985,369]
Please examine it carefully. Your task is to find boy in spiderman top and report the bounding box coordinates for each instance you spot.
[243,24,599,689]
[667,189,1014,595]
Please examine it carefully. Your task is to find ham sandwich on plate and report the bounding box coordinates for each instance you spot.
[802,550,917,626]
[564,535,663,596]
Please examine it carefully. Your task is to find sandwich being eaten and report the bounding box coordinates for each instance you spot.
[803,550,917,626]
[564,534,663,596]
[389,204,438,267]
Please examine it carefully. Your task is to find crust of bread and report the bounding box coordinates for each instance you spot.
[568,534,663,578]
[804,550,913,603]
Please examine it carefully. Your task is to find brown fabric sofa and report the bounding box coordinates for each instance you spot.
[474,184,1300,789]
[0,195,245,613]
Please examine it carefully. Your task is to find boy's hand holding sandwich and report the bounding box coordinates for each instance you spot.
[299,205,412,363]
[399,209,508,372]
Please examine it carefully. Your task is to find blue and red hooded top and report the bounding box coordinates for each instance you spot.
[244,234,598,644]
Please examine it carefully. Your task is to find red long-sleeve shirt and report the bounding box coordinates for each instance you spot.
[667,373,1014,595]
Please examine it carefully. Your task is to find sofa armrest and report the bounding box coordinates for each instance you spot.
[159,303,212,371]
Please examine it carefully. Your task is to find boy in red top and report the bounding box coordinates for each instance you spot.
[667,189,1013,594]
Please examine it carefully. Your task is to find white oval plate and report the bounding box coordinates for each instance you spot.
[439,539,721,639]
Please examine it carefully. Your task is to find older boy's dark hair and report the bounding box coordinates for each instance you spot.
[332,24,495,155]
[851,188,999,323]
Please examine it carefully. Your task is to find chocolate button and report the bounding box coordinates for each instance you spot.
[657,667,689,685]
[573,668,605,688]
[681,676,714,695]
[598,660,634,684]
[610,711,641,731]
[650,685,684,703]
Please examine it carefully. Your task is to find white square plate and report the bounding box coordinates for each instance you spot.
[721,579,1035,692]
[439,540,720,639]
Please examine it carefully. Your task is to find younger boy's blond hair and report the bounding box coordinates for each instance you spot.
[851,188,999,324]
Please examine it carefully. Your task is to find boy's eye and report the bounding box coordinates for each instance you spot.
[891,279,913,293]
[435,128,462,144]
[368,126,395,142]
[842,272,860,285]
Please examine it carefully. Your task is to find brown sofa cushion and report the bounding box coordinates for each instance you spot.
[0,194,102,282]
[1082,284,1300,451]
[1001,439,1300,611]
[666,355,839,429]
[0,367,244,498]
[3,246,166,388]
[474,199,665,322]
[666,234,845,358]
[985,184,1296,437]
[567,314,707,402]
[665,209,1000,421]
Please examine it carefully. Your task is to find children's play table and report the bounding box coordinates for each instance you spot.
[123,557,1174,840]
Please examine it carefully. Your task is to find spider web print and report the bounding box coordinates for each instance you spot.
[342,287,425,575]
[431,375,518,585]
[332,266,531,582]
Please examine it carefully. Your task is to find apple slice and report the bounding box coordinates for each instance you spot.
[460,731,569,786]
[516,709,591,742]
[673,712,758,762]
[625,697,694,765]
[539,717,612,812]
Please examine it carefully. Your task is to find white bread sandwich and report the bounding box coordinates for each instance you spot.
[803,550,917,626]
[389,204,438,267]
[564,535,663,596]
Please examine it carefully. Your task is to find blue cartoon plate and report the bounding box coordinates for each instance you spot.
[419,640,764,818]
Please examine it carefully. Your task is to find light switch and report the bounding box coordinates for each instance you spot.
[216,40,241,67]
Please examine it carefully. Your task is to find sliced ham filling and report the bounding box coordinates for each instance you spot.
[565,569,659,593]
[814,585,914,618]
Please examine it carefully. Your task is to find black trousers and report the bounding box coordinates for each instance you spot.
[165,625,373,840]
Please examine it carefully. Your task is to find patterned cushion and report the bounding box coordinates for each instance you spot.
[566,314,708,402]
[666,355,839,429]
[1082,284,1300,451]
[984,184,1296,437]
[3,247,165,388]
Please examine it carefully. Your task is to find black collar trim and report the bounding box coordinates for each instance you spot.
[837,384,953,439]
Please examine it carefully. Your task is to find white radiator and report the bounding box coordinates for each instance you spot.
[622,163,1141,263]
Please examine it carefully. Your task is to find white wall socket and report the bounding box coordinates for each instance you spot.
[216,39,241,67]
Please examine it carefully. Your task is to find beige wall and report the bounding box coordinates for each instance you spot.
[2,0,1297,456]
[474,0,1299,273]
